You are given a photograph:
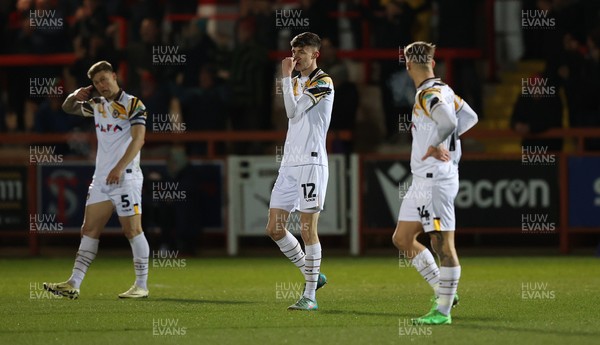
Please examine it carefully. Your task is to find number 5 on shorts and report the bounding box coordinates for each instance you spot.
[121,195,130,210]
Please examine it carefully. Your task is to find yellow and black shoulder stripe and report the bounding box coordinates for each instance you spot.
[127,96,147,126]
[127,97,147,118]
[304,73,332,104]
[417,87,443,117]
[308,73,333,88]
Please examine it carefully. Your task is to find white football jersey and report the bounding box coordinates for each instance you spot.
[410,78,464,179]
[281,68,334,167]
[81,89,147,181]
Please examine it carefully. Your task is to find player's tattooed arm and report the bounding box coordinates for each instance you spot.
[62,86,94,116]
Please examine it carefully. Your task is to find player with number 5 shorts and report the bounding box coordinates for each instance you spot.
[44,61,150,299]
[266,32,333,311]
[392,42,478,324]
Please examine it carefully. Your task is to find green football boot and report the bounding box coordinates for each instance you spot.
[429,293,460,313]
[412,309,452,325]
[288,296,318,311]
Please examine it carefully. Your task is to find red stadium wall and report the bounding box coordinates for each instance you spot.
[1,129,600,256]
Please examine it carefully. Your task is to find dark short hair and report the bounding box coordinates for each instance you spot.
[291,32,321,50]
[87,61,114,80]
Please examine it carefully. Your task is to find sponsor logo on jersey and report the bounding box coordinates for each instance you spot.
[95,123,124,133]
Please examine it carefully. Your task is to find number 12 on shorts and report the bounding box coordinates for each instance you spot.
[301,183,316,199]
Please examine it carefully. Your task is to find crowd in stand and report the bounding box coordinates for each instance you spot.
[0,0,472,145]
[0,0,598,152]
[512,0,600,151]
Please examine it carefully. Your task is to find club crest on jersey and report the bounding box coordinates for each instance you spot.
[111,101,128,119]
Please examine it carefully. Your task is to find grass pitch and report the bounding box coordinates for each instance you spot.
[0,256,598,345]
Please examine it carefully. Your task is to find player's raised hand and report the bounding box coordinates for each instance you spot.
[75,85,94,101]
[281,57,297,77]
[422,145,450,162]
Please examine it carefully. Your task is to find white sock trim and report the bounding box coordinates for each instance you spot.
[68,235,100,289]
[305,243,321,255]
[275,231,306,270]
[275,231,293,248]
[437,266,461,316]
[303,242,322,300]
[129,233,149,290]
[411,249,440,294]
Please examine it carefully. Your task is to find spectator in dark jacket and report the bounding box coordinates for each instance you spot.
[511,73,563,152]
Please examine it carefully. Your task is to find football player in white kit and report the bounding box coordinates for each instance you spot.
[266,32,333,311]
[44,61,150,299]
[392,42,478,324]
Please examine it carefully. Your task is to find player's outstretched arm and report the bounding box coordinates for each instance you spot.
[106,124,145,185]
[456,98,478,136]
[62,86,94,117]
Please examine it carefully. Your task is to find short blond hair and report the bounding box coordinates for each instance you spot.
[404,42,436,68]
[87,61,114,79]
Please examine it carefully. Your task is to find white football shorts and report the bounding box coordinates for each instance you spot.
[398,175,458,232]
[269,164,328,213]
[86,178,143,217]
